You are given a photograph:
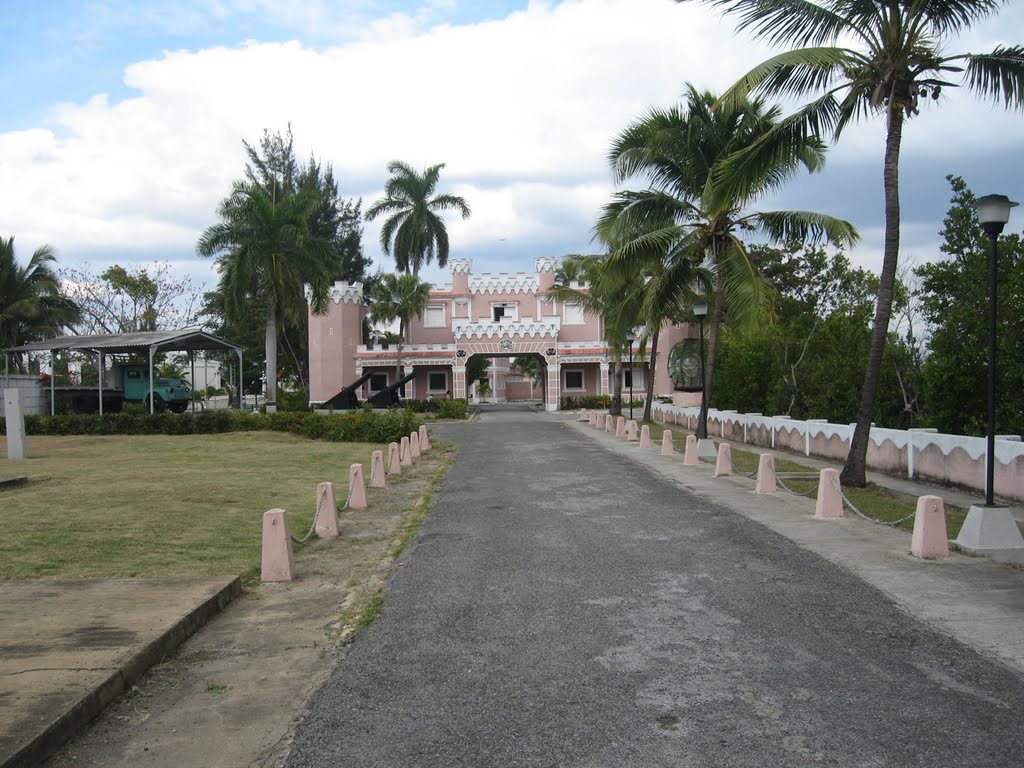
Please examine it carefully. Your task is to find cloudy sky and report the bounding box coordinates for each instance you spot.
[2,0,1022,296]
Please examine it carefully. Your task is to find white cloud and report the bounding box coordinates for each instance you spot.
[2,0,1022,286]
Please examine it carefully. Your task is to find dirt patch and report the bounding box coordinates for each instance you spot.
[45,443,454,768]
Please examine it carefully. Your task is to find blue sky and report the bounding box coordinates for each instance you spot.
[2,0,1022,302]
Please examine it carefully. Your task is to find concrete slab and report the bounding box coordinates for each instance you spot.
[0,576,240,768]
[0,475,27,490]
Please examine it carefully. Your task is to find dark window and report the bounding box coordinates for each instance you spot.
[369,373,388,391]
[493,306,505,321]
[565,370,584,389]
[428,372,447,391]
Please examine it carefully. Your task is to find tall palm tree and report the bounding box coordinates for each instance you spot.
[366,161,471,276]
[0,237,80,373]
[603,85,858,438]
[677,0,1024,484]
[548,253,640,416]
[197,182,332,407]
[368,272,432,390]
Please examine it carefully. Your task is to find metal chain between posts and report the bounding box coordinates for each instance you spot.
[734,466,758,478]
[830,476,916,527]
[776,474,817,497]
[292,481,354,544]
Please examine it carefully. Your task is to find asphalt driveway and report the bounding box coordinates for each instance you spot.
[285,409,1024,767]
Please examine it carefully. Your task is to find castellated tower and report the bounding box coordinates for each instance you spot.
[307,281,365,405]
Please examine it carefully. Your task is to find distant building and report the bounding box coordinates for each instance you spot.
[307,257,704,410]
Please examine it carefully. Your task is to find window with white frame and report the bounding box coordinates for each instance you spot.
[423,305,446,328]
[563,302,585,325]
[369,372,388,392]
[564,368,585,391]
[623,367,644,390]
[491,302,519,322]
[427,371,448,393]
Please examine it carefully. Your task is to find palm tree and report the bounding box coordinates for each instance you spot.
[603,85,858,438]
[0,237,80,373]
[548,253,639,416]
[197,182,332,408]
[365,161,471,276]
[677,1,1024,485]
[368,272,432,391]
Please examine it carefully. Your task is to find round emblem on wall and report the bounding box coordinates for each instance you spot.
[499,338,513,351]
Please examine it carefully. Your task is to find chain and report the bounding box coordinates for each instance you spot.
[830,476,917,527]
[776,474,818,497]
[291,480,355,544]
[734,466,758,478]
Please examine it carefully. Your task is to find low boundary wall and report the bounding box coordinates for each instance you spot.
[1,375,48,415]
[652,404,1024,502]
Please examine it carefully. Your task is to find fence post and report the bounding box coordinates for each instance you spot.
[911,495,948,559]
[714,443,732,477]
[370,450,386,488]
[755,454,776,494]
[261,509,296,582]
[315,482,339,539]
[349,464,367,510]
[814,469,844,519]
[661,430,674,455]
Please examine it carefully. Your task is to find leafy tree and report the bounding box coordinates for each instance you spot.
[917,175,1024,436]
[603,84,857,436]
[679,0,1024,485]
[466,356,491,387]
[197,182,332,407]
[367,273,432,390]
[1,236,80,372]
[365,161,471,276]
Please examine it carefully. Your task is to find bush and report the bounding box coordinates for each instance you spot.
[8,408,419,444]
[437,399,468,419]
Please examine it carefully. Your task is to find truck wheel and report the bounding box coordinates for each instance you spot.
[147,394,167,413]
[169,402,189,414]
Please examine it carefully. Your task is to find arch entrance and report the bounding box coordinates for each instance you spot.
[453,338,560,411]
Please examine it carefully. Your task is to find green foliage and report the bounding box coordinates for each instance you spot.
[559,395,642,410]
[365,160,471,276]
[465,356,490,385]
[916,176,1024,436]
[276,388,310,412]
[7,409,420,444]
[396,398,468,419]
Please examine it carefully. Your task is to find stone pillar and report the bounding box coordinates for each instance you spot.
[755,454,776,494]
[814,469,844,519]
[261,509,296,582]
[599,363,610,396]
[714,443,732,477]
[453,364,467,400]
[315,482,339,539]
[348,464,367,509]
[370,450,386,488]
[3,388,27,460]
[545,358,560,412]
[911,495,948,559]
[387,442,401,475]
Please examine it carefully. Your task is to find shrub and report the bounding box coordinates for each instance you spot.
[437,399,468,419]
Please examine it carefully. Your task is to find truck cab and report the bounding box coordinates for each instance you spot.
[120,364,192,413]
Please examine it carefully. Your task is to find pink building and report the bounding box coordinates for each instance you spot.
[308,257,703,411]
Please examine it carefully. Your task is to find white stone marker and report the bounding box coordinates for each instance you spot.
[3,388,27,460]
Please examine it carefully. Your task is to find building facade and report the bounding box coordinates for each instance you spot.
[307,257,703,411]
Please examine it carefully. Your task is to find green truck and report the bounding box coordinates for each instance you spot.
[53,363,192,413]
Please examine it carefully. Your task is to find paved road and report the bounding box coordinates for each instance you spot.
[286,410,1024,767]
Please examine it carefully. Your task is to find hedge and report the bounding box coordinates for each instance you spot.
[0,408,420,445]
[559,395,644,410]
[394,398,469,419]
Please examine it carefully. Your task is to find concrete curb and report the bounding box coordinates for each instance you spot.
[3,576,241,768]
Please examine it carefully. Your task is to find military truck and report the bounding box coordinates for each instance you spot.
[51,363,192,413]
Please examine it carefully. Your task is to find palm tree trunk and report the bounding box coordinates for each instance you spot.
[841,109,905,487]
[698,281,725,439]
[611,359,623,416]
[396,318,405,395]
[643,329,659,422]
[265,304,277,407]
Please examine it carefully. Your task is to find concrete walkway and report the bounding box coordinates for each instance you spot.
[284,410,1024,767]
[0,576,239,767]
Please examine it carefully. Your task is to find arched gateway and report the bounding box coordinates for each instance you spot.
[307,257,696,411]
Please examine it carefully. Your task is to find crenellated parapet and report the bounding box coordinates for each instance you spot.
[450,259,473,275]
[535,256,559,273]
[452,317,560,339]
[306,281,365,305]
[469,273,539,294]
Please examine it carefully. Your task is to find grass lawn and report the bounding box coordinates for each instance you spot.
[639,420,970,537]
[1,432,387,583]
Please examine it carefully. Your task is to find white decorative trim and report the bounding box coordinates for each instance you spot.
[306,280,364,305]
[450,259,473,274]
[535,256,559,273]
[469,273,538,294]
[452,318,560,340]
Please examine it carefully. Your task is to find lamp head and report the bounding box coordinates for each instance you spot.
[692,301,708,318]
[975,194,1018,235]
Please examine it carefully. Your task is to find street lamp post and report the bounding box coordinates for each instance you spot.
[953,193,1024,563]
[626,330,636,421]
[693,301,708,439]
[975,194,1019,506]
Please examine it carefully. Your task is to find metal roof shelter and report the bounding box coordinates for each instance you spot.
[5,328,244,415]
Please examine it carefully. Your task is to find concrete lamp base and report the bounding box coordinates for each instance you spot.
[952,505,1024,564]
[696,438,717,460]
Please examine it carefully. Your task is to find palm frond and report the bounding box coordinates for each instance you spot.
[747,210,860,248]
[959,46,1024,110]
[675,0,852,48]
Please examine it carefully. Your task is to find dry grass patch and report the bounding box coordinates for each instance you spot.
[0,432,394,582]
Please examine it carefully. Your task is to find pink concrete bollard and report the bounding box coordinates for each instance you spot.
[579,408,589,422]
[419,424,430,451]
[755,454,776,494]
[400,436,412,466]
[815,468,844,519]
[639,425,652,449]
[605,414,614,432]
[615,416,626,438]
[661,430,675,455]
[348,464,368,510]
[370,450,386,488]
[590,412,599,428]
[315,482,339,539]
[626,420,638,441]
[714,443,732,477]
[683,434,698,465]
[261,509,296,582]
[911,495,949,559]
[410,431,421,459]
[387,442,401,475]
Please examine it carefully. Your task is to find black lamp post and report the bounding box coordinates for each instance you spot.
[974,194,1019,507]
[626,330,636,421]
[693,301,708,439]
